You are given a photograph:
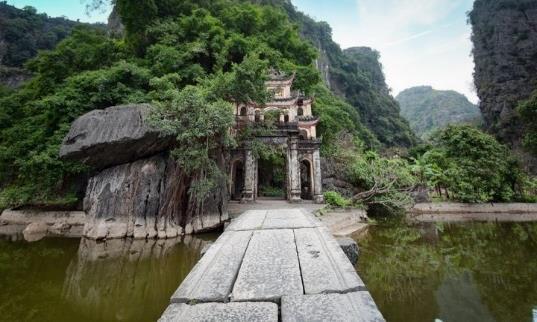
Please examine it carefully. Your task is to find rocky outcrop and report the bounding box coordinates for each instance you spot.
[321,157,355,198]
[470,0,537,167]
[59,104,174,170]
[294,13,417,147]
[0,66,31,89]
[61,105,229,239]
[337,237,359,265]
[83,154,228,240]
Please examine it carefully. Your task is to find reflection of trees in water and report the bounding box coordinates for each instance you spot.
[62,236,214,322]
[435,272,495,322]
[357,221,537,322]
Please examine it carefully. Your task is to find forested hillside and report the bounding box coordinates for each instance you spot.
[252,0,417,148]
[0,2,93,90]
[397,86,482,138]
[470,0,537,171]
[0,0,375,208]
[0,2,83,67]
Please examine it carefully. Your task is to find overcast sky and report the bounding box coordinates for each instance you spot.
[6,0,478,103]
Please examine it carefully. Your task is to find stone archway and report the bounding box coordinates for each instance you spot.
[257,150,287,199]
[231,160,244,200]
[300,159,313,200]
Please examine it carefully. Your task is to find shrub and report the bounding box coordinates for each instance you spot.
[324,191,351,208]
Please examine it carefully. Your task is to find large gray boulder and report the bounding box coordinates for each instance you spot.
[59,104,173,170]
[83,154,229,240]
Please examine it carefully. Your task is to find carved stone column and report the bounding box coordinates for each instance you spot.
[241,149,256,203]
[287,138,301,203]
[312,149,324,203]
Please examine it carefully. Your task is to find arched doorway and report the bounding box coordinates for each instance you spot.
[257,150,286,199]
[300,159,313,200]
[231,160,244,200]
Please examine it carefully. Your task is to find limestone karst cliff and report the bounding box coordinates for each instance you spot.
[470,0,537,168]
[397,86,482,139]
[281,4,418,147]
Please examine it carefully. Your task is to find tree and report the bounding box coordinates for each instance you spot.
[422,125,525,202]
[149,82,234,199]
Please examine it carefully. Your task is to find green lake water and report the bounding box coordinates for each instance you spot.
[0,221,536,322]
[0,232,217,322]
[356,220,537,322]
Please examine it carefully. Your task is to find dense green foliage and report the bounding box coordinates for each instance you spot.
[0,0,364,208]
[0,0,533,210]
[312,84,379,152]
[414,125,531,203]
[323,191,351,208]
[324,136,417,213]
[518,91,537,156]
[0,2,99,67]
[397,86,482,139]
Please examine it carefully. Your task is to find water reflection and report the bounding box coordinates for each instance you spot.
[0,234,216,322]
[62,236,212,322]
[356,221,537,322]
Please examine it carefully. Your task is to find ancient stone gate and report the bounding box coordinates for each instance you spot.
[228,71,323,204]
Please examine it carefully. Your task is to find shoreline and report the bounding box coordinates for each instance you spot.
[408,202,537,222]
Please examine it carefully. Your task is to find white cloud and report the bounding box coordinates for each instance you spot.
[324,0,478,103]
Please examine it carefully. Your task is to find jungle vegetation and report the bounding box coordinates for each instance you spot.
[0,1,534,212]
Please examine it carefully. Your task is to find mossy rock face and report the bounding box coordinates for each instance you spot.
[470,0,537,170]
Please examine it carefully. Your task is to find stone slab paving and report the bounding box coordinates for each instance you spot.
[231,229,303,302]
[161,208,384,321]
[159,302,278,322]
[226,210,268,231]
[281,292,385,322]
[294,227,365,294]
[171,230,253,303]
[262,209,321,229]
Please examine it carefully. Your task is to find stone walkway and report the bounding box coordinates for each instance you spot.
[159,208,385,322]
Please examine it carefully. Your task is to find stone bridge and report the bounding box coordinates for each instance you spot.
[159,208,385,322]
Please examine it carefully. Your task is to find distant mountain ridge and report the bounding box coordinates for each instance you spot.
[396,86,482,139]
[0,2,103,90]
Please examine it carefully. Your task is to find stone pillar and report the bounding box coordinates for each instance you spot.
[241,149,256,203]
[287,138,301,203]
[312,149,324,203]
